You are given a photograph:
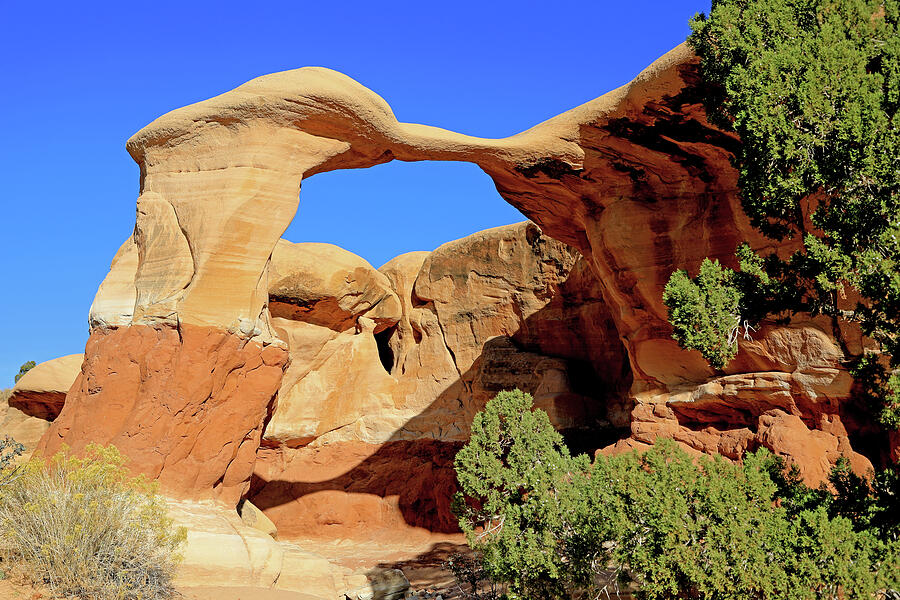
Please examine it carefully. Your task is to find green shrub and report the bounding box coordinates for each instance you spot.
[0,444,186,600]
[663,259,743,369]
[453,389,593,598]
[664,0,900,429]
[14,362,35,384]
[455,391,900,599]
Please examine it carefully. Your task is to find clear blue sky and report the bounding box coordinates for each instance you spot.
[0,0,708,386]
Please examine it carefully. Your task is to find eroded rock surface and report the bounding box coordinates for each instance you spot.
[42,42,894,535]
[39,325,287,505]
[8,354,83,421]
[252,222,626,538]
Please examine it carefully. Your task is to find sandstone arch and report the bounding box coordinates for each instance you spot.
[39,42,886,510]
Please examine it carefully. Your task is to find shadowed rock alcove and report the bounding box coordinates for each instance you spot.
[252,160,633,539]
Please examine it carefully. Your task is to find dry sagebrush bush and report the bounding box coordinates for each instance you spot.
[0,444,186,600]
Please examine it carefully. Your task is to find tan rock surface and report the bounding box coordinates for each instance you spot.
[169,500,362,598]
[8,354,83,421]
[252,223,628,539]
[263,222,620,449]
[264,317,398,447]
[269,240,401,331]
[239,499,278,538]
[90,237,139,328]
[413,222,578,371]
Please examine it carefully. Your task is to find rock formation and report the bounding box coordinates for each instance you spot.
[251,222,623,539]
[35,41,893,545]
[3,354,82,453]
[8,354,82,421]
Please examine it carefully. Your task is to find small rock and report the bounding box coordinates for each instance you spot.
[237,499,278,538]
[351,568,409,600]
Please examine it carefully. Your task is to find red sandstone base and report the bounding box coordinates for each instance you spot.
[38,324,288,506]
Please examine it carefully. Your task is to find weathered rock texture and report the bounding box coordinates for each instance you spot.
[251,222,625,538]
[8,354,82,421]
[39,326,287,505]
[169,500,366,597]
[42,42,893,533]
[1,391,50,456]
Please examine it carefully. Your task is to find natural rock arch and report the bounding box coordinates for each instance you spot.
[39,42,883,511]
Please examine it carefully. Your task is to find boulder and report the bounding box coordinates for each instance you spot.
[169,500,359,597]
[238,499,278,539]
[8,354,83,421]
[0,388,49,456]
[269,240,401,331]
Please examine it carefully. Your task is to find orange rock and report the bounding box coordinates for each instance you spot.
[250,441,461,542]
[38,324,287,505]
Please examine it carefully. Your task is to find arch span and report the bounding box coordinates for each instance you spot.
[40,42,876,511]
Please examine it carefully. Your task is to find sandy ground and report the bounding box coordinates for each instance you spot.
[301,536,467,595]
[0,536,471,600]
[179,587,321,600]
[0,579,321,600]
[0,577,50,600]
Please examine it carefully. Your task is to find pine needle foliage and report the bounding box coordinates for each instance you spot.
[454,391,900,600]
[663,0,900,427]
[13,362,35,384]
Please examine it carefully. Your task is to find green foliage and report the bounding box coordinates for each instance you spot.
[589,445,894,599]
[455,391,900,599]
[0,444,186,600]
[663,259,742,369]
[452,389,592,598]
[663,0,900,428]
[851,353,900,428]
[13,361,35,384]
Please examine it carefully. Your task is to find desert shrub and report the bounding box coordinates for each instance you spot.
[587,443,896,600]
[0,436,24,488]
[455,390,900,599]
[663,258,743,369]
[0,444,186,600]
[444,552,506,599]
[14,361,35,384]
[453,389,594,599]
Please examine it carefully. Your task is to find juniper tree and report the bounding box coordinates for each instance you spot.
[664,0,900,427]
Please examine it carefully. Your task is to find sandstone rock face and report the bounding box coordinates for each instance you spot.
[269,240,401,331]
[39,326,287,505]
[262,222,621,450]
[169,500,364,597]
[8,354,83,421]
[252,223,626,538]
[1,390,50,456]
[44,42,893,541]
[251,441,461,542]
